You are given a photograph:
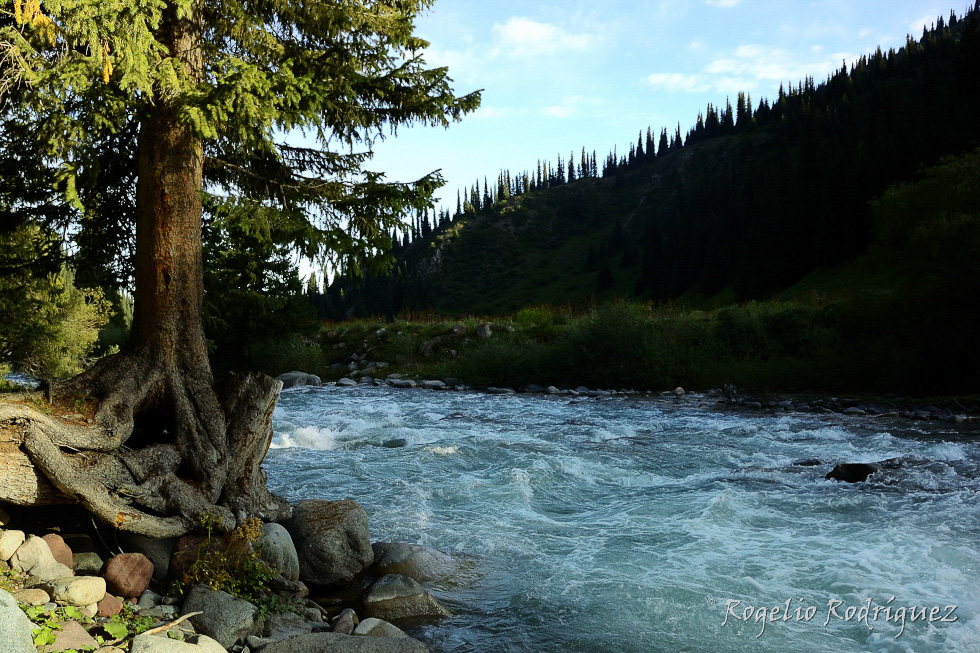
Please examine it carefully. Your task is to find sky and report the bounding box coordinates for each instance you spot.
[365,0,961,215]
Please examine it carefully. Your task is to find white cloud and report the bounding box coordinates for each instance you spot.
[491,17,595,57]
[646,73,711,93]
[542,106,574,118]
[646,43,859,96]
[706,0,741,7]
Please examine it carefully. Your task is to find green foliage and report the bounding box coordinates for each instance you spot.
[174,515,276,603]
[0,223,113,379]
[1,0,481,311]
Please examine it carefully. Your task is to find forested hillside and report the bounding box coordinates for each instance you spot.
[326,6,980,317]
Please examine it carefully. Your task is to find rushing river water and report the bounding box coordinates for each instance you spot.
[266,385,980,652]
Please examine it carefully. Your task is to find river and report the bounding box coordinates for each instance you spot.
[266,385,980,652]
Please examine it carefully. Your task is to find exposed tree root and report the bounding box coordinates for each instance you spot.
[0,351,290,538]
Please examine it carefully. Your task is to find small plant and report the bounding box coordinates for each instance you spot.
[174,514,276,603]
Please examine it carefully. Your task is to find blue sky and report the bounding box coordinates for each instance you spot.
[366,0,960,215]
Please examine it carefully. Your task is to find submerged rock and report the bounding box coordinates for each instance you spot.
[363,574,451,621]
[825,463,878,483]
[370,543,456,583]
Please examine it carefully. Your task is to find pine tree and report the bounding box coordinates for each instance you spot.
[0,0,479,536]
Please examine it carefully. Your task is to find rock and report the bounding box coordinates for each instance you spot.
[259,632,429,653]
[0,505,10,526]
[258,522,300,582]
[546,386,562,394]
[353,618,409,638]
[475,323,492,339]
[362,574,451,621]
[370,543,456,583]
[102,552,154,598]
[98,593,125,617]
[287,499,373,587]
[269,574,308,598]
[73,551,105,574]
[43,575,107,607]
[574,386,590,393]
[672,387,685,396]
[138,589,163,609]
[131,633,227,653]
[0,588,36,653]
[524,384,547,393]
[0,528,26,561]
[331,608,358,635]
[791,458,823,467]
[12,588,50,605]
[182,585,262,649]
[263,611,313,641]
[43,619,99,653]
[843,407,866,415]
[120,533,175,583]
[336,378,357,387]
[10,535,74,581]
[277,372,323,389]
[825,463,878,483]
[420,380,447,390]
[41,534,74,569]
[387,379,416,389]
[484,387,515,395]
[168,535,208,582]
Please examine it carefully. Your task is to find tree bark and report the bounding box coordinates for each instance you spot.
[0,2,291,537]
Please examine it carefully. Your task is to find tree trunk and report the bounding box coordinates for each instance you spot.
[0,2,291,537]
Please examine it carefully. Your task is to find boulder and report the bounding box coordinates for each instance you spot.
[259,632,428,653]
[0,587,36,653]
[420,380,447,391]
[263,611,313,641]
[43,575,107,607]
[41,534,73,569]
[130,634,227,653]
[353,618,409,638]
[287,499,373,587]
[10,535,74,581]
[370,543,456,583]
[362,574,451,621]
[182,585,262,649]
[0,528,26,561]
[258,522,300,582]
[475,323,492,339]
[387,379,416,389]
[336,378,357,387]
[101,553,154,598]
[484,387,515,395]
[331,608,359,635]
[825,463,878,483]
[277,372,322,389]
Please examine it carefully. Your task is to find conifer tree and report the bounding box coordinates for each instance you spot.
[0,0,479,536]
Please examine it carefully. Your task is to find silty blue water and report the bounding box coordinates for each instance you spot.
[266,385,980,652]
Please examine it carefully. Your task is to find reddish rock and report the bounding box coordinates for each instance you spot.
[100,553,153,598]
[97,593,124,617]
[42,620,98,653]
[168,535,206,582]
[42,534,74,570]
